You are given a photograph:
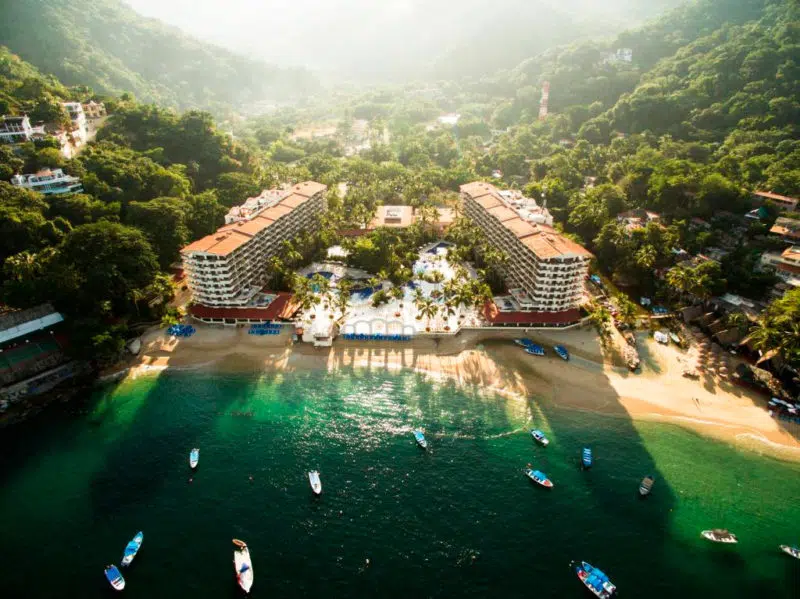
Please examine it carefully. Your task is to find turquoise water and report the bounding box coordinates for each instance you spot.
[1,369,799,597]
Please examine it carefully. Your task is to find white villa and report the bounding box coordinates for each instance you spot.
[0,115,45,144]
[11,169,83,195]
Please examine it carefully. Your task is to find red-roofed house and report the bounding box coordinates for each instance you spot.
[753,191,799,212]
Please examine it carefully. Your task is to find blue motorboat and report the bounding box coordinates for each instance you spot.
[582,447,593,469]
[554,345,570,361]
[530,429,549,446]
[189,447,199,469]
[104,564,125,591]
[514,338,533,347]
[575,561,616,598]
[121,531,143,566]
[525,344,545,357]
[413,430,428,450]
[525,468,554,488]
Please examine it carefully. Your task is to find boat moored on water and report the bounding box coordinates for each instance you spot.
[554,345,570,361]
[104,565,125,591]
[575,561,617,598]
[780,545,800,559]
[121,531,143,566]
[233,539,253,593]
[639,476,655,496]
[582,447,593,469]
[413,430,428,450]
[308,471,322,495]
[189,448,199,469]
[530,429,549,446]
[525,468,554,488]
[701,529,738,544]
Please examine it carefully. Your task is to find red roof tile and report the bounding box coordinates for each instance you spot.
[189,292,300,321]
[482,303,581,325]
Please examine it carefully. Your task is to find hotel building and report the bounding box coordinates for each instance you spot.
[0,115,42,143]
[181,181,327,307]
[461,182,592,315]
[11,169,83,195]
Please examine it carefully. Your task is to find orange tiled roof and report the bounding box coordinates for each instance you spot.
[487,205,518,222]
[521,225,593,259]
[259,204,294,221]
[504,217,537,239]
[182,230,251,257]
[220,215,275,236]
[460,181,496,199]
[290,181,327,198]
[279,193,310,209]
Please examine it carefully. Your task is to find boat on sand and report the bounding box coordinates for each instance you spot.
[525,469,554,488]
[575,561,616,598]
[701,529,738,544]
[121,531,143,566]
[233,539,253,593]
[530,429,549,446]
[525,344,545,356]
[639,476,655,496]
[553,345,570,361]
[104,565,125,591]
[308,471,322,495]
[189,448,199,469]
[413,430,427,449]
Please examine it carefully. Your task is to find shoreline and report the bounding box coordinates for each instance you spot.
[123,325,800,463]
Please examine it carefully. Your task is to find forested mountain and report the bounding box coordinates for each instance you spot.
[125,0,682,81]
[0,0,317,112]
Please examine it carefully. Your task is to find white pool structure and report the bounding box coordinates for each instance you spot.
[298,242,484,345]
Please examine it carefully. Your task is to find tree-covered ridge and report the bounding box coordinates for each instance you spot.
[0,0,317,113]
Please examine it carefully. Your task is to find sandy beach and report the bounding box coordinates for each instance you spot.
[128,325,800,462]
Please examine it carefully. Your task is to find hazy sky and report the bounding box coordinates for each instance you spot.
[123,0,679,78]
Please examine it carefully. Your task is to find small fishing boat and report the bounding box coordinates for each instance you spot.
[530,429,549,446]
[514,338,533,347]
[639,476,655,496]
[701,529,738,544]
[104,565,125,591]
[233,539,253,593]
[525,344,545,357]
[575,561,617,598]
[308,470,322,495]
[779,545,800,559]
[413,430,427,449]
[553,345,570,361]
[582,447,593,469]
[121,531,143,566]
[189,448,199,469]
[525,468,553,488]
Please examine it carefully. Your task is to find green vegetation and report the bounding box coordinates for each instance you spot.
[0,0,316,113]
[0,0,798,374]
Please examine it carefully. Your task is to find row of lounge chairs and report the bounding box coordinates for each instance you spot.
[248,324,281,336]
[167,324,196,337]
[340,334,412,342]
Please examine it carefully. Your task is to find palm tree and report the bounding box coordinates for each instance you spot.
[389,285,405,303]
[418,297,439,331]
[291,274,318,312]
[616,295,638,328]
[336,279,353,317]
[589,304,612,335]
[666,265,692,303]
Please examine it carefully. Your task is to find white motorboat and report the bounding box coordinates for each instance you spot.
[701,529,738,544]
[309,471,322,495]
[233,539,253,593]
[189,448,199,469]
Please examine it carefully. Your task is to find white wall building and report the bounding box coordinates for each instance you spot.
[461,182,591,313]
[761,246,800,288]
[181,182,327,307]
[11,169,83,195]
[0,115,44,143]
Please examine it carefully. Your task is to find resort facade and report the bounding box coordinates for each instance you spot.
[181,181,327,308]
[461,182,592,316]
[11,169,83,195]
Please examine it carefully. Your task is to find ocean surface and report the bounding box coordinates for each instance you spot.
[1,369,799,598]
